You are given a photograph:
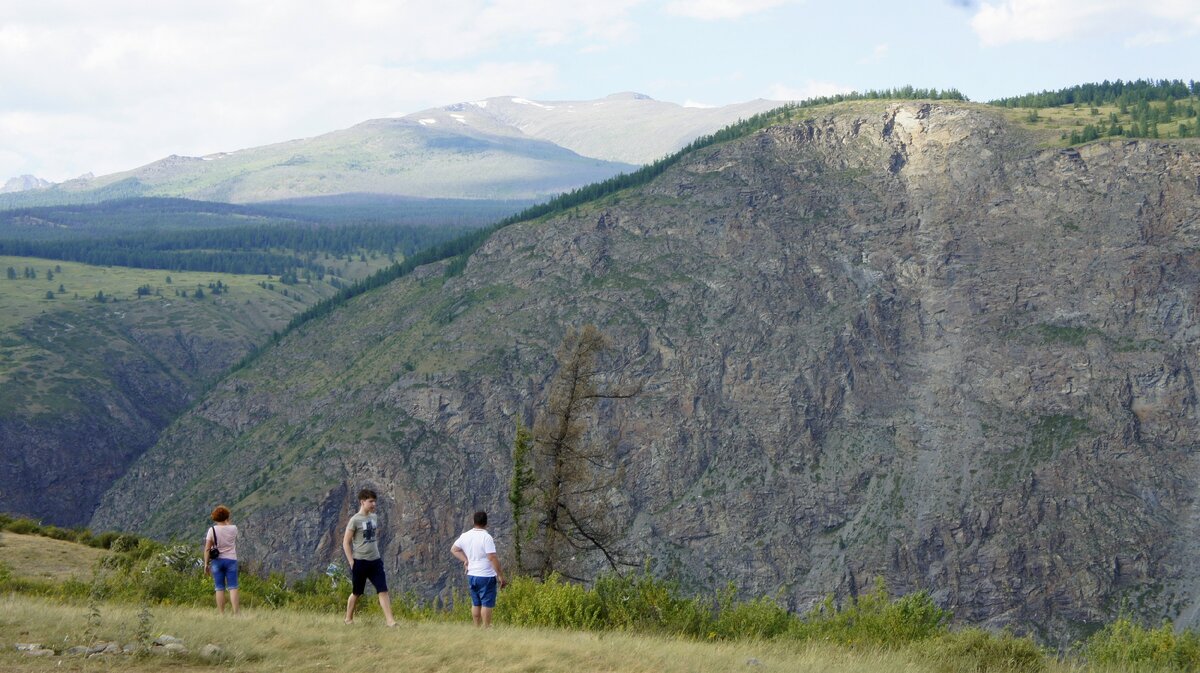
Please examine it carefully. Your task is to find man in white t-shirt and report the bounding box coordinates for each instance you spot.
[450,511,507,627]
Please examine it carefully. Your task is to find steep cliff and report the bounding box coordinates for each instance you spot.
[93,101,1200,639]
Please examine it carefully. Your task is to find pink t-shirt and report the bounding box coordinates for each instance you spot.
[205,524,238,560]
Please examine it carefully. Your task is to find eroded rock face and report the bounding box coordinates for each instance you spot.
[94,102,1200,640]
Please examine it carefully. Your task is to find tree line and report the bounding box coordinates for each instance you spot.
[0,222,470,276]
[989,78,1198,109]
[0,196,529,239]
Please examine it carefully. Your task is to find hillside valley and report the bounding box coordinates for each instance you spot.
[90,98,1200,640]
[0,257,342,526]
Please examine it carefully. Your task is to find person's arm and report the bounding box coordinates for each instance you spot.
[203,530,213,574]
[487,552,506,588]
[451,543,468,570]
[342,524,356,567]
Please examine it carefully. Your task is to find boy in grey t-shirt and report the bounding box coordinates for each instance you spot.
[342,489,396,626]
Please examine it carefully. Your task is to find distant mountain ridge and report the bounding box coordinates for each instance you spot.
[1,175,51,194]
[406,92,780,165]
[0,94,782,208]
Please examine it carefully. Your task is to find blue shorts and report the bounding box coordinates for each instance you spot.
[351,558,388,595]
[211,558,239,591]
[468,575,497,608]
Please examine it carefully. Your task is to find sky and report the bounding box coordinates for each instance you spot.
[2,0,1197,182]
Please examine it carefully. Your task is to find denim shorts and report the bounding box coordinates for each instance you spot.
[468,575,497,608]
[211,558,239,591]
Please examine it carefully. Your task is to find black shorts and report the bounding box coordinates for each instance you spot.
[351,558,388,595]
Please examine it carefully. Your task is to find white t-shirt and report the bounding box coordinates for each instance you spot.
[453,528,497,577]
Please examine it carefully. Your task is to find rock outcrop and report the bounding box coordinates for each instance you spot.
[94,101,1200,641]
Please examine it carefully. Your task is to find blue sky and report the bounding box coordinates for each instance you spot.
[2,0,1197,181]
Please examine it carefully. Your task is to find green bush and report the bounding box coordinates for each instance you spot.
[5,518,40,535]
[1084,617,1200,671]
[93,531,121,549]
[498,574,602,629]
[792,578,951,647]
[711,591,794,640]
[918,628,1046,673]
[593,571,712,636]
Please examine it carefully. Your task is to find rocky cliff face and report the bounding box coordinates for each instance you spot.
[93,101,1200,640]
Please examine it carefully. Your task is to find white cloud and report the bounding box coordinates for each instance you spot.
[768,80,854,101]
[969,0,1200,46]
[663,0,799,21]
[0,0,647,180]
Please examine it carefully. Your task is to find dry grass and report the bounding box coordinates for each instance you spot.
[0,533,105,582]
[0,593,1042,673]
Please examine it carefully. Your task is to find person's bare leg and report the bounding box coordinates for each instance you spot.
[345,594,359,623]
[471,605,482,627]
[215,590,226,614]
[481,606,493,628]
[229,589,240,615]
[378,592,397,627]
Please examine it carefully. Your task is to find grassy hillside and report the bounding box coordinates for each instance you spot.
[0,533,105,582]
[0,255,318,333]
[997,97,1200,146]
[0,254,326,393]
[0,596,1019,673]
[992,79,1200,146]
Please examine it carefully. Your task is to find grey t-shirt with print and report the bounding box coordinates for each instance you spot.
[347,512,381,561]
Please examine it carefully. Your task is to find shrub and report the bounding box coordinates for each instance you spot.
[1084,617,1200,671]
[5,518,40,535]
[711,589,795,640]
[498,574,602,629]
[108,534,143,554]
[92,531,121,550]
[919,628,1047,673]
[593,571,712,636]
[792,578,951,647]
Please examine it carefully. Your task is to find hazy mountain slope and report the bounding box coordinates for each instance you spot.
[0,94,781,209]
[4,123,633,206]
[93,101,1200,640]
[410,93,782,164]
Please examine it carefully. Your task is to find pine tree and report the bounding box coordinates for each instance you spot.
[516,325,641,580]
[509,421,536,572]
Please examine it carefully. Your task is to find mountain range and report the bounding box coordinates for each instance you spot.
[0,94,780,207]
[91,98,1200,641]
